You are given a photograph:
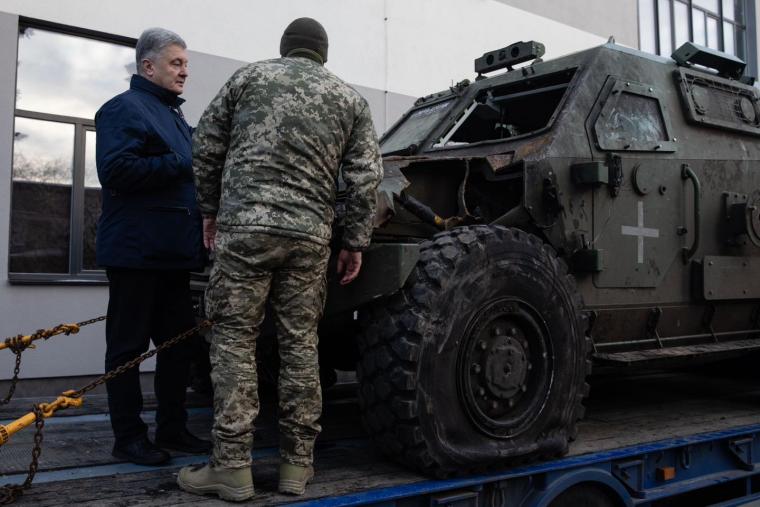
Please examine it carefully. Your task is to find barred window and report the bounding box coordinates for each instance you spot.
[638,0,750,63]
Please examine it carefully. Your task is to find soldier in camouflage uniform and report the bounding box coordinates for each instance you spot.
[177,18,382,501]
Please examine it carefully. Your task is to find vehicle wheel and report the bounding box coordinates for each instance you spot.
[356,225,591,475]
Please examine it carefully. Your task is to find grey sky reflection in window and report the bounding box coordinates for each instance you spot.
[83,130,101,270]
[13,117,73,184]
[84,130,100,188]
[16,27,134,119]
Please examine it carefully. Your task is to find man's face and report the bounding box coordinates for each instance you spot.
[141,44,189,94]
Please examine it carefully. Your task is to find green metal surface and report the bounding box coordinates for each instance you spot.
[571,161,608,186]
[323,243,420,316]
[702,255,760,300]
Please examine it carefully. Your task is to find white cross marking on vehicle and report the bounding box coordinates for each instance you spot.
[621,201,659,264]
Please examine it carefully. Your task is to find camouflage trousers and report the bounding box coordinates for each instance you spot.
[205,231,330,468]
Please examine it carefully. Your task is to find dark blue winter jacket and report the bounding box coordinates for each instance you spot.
[95,75,204,270]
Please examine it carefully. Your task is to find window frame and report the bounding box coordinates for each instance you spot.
[424,66,581,154]
[640,0,756,78]
[591,77,677,152]
[8,18,136,284]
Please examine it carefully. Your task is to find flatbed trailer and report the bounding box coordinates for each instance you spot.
[1,369,759,506]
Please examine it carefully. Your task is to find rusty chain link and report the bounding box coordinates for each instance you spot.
[0,353,23,406]
[0,317,212,505]
[0,405,45,505]
[70,319,213,398]
[1,317,107,405]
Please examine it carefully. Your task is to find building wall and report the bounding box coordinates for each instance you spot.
[0,10,114,379]
[0,0,608,98]
[497,0,639,48]
[0,0,610,379]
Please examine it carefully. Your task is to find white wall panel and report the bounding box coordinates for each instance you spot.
[385,0,607,97]
[497,0,638,47]
[0,0,388,92]
[0,0,608,98]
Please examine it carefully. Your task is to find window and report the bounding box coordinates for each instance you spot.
[638,0,751,63]
[434,69,576,149]
[10,21,135,281]
[593,79,675,152]
[380,99,455,155]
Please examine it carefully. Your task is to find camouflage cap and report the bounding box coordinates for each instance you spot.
[280,17,328,64]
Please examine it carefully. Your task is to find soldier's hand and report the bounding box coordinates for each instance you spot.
[203,216,217,251]
[337,249,362,285]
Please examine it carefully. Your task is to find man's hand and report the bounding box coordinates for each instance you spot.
[203,216,217,251]
[337,249,362,285]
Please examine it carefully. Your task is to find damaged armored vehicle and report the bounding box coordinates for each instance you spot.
[316,39,760,475]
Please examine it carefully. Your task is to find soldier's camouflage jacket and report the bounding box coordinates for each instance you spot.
[192,56,383,251]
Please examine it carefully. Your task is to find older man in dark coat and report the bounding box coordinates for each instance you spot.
[95,27,208,465]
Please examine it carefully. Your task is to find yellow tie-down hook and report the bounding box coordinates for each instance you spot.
[0,391,84,446]
[0,324,81,352]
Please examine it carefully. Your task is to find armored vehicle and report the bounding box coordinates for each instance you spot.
[315,40,760,476]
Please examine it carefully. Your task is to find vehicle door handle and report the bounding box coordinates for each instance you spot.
[681,164,701,263]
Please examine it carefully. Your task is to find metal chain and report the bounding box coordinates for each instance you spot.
[1,316,107,405]
[0,318,213,505]
[0,405,45,505]
[74,316,108,328]
[0,352,23,406]
[71,319,213,398]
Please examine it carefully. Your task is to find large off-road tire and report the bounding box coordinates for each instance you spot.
[356,225,591,475]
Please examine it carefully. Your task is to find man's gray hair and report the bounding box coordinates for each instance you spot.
[135,27,186,76]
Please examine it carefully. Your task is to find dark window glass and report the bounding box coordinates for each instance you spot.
[735,27,746,58]
[381,100,454,154]
[10,117,74,273]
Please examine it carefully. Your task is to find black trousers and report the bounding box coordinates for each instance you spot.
[105,268,197,445]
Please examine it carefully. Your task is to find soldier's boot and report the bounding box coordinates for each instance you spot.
[278,463,314,495]
[177,463,254,502]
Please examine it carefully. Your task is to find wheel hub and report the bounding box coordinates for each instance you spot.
[481,331,528,400]
[458,299,552,438]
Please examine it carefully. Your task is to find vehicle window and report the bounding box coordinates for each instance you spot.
[435,69,575,148]
[592,78,675,151]
[596,93,668,147]
[381,99,454,155]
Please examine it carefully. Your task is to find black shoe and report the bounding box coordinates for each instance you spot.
[155,428,211,454]
[112,436,170,466]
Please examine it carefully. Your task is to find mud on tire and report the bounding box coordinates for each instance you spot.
[356,225,591,475]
